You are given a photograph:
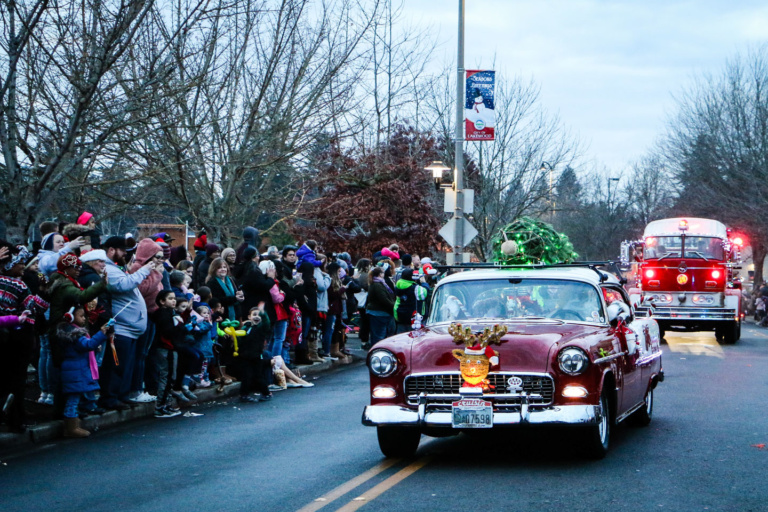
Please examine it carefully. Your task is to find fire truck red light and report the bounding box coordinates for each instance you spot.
[711,270,721,279]
[645,270,655,278]
[733,237,744,246]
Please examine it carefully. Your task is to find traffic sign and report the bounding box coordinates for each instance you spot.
[439,217,478,248]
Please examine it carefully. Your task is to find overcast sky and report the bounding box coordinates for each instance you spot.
[403,0,768,172]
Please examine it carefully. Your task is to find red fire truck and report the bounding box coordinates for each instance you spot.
[621,217,744,344]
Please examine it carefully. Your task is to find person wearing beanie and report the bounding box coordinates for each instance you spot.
[191,232,207,284]
[47,254,108,341]
[395,254,413,281]
[0,245,49,431]
[68,212,100,250]
[221,247,237,269]
[155,241,173,290]
[38,232,87,277]
[393,268,429,334]
[169,246,187,268]
[76,212,95,227]
[195,243,220,289]
[127,238,166,403]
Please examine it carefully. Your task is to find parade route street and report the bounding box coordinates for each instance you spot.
[2,327,768,512]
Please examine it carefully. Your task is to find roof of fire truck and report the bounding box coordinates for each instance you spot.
[643,217,728,239]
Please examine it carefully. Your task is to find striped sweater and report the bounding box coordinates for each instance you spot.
[0,275,49,320]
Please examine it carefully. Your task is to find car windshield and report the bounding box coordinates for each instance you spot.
[644,236,724,260]
[428,278,605,324]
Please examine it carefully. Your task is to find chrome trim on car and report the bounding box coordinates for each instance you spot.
[362,404,600,427]
[615,400,645,423]
[404,372,555,406]
[636,351,662,366]
[593,352,627,365]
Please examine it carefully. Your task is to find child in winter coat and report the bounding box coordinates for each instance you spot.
[56,305,111,438]
[151,291,186,418]
[233,306,272,403]
[191,305,214,387]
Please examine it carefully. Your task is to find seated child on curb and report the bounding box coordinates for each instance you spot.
[269,354,314,389]
[233,305,272,403]
[56,305,111,438]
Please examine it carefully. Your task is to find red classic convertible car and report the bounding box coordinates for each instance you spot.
[362,265,663,459]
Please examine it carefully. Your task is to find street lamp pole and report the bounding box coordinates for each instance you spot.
[453,0,466,263]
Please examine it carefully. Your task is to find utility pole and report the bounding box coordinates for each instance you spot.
[452,0,466,263]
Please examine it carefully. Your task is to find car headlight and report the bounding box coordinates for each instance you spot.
[692,294,715,305]
[558,347,589,376]
[369,349,397,377]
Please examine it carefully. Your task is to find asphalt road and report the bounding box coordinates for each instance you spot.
[2,326,768,512]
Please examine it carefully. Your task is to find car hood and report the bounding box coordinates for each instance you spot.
[407,322,606,373]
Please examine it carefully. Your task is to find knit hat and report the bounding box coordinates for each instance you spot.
[205,244,220,258]
[57,253,82,272]
[402,268,415,281]
[193,234,207,250]
[157,241,171,260]
[401,254,412,266]
[80,249,108,263]
[221,247,236,262]
[4,247,32,271]
[41,232,58,251]
[169,246,187,267]
[76,212,93,225]
[381,247,400,260]
[421,262,437,275]
[24,256,40,271]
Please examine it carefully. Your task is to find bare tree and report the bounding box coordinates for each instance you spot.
[118,0,382,244]
[0,0,208,241]
[662,46,768,286]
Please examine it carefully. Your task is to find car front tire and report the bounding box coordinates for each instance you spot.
[583,390,611,459]
[377,427,421,458]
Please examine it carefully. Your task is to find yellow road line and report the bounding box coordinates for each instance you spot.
[334,457,432,512]
[295,458,401,512]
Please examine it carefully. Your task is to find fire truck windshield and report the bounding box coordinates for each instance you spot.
[644,236,724,261]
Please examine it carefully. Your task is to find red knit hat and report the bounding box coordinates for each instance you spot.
[76,212,93,225]
[57,253,82,272]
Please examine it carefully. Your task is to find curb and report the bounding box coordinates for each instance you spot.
[1,351,365,455]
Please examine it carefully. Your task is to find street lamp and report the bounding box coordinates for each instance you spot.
[607,177,620,208]
[425,161,452,190]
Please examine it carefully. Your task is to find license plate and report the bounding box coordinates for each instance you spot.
[451,399,493,428]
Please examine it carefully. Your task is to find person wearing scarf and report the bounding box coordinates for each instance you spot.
[366,266,396,346]
[47,254,108,342]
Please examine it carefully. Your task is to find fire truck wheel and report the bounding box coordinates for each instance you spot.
[717,321,739,345]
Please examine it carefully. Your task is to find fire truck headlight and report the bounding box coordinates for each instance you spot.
[692,294,716,305]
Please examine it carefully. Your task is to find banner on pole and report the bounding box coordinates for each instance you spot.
[465,70,495,141]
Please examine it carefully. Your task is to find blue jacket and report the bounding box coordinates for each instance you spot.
[57,324,108,394]
[296,244,322,268]
[105,260,150,338]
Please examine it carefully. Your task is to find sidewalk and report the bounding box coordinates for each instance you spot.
[0,335,368,455]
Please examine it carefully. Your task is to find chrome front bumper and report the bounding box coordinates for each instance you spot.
[362,404,599,427]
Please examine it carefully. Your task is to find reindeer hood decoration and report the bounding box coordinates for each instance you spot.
[449,323,509,390]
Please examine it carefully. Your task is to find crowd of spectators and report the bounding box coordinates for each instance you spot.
[0,214,438,437]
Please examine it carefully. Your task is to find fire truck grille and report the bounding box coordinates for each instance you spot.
[404,373,554,408]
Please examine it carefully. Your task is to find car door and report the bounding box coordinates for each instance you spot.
[603,286,645,414]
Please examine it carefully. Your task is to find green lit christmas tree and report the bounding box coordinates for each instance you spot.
[491,217,579,264]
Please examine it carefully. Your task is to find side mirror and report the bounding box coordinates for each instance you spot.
[607,301,631,326]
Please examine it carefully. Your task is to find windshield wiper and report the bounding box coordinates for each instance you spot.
[658,252,679,261]
[685,250,709,261]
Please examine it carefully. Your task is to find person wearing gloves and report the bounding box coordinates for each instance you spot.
[38,231,87,277]
[98,236,158,411]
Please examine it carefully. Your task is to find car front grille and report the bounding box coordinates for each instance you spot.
[404,372,555,408]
